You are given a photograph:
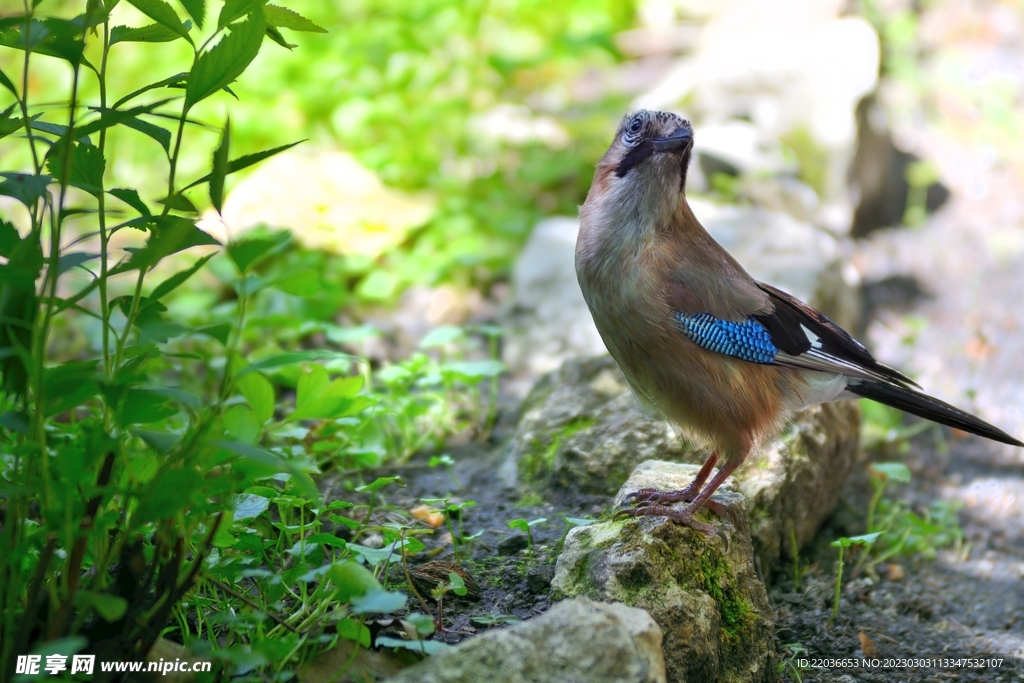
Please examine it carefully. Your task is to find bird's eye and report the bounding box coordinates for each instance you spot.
[623,115,645,146]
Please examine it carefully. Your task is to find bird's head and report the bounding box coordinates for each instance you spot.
[598,110,694,191]
[581,110,695,242]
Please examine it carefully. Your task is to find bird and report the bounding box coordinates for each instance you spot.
[575,109,1023,540]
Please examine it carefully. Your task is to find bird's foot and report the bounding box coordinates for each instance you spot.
[622,483,701,506]
[616,501,730,549]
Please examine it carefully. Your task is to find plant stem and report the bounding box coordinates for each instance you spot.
[827,545,844,629]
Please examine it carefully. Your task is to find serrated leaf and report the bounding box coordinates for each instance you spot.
[183,140,302,189]
[218,0,266,28]
[264,25,295,49]
[0,18,89,66]
[210,117,230,213]
[179,0,206,29]
[264,5,325,33]
[121,116,172,154]
[112,216,219,274]
[226,231,290,273]
[117,388,177,426]
[45,140,105,197]
[75,100,172,139]
[0,172,51,207]
[125,0,193,44]
[185,12,265,109]
[109,188,151,217]
[112,73,187,109]
[110,20,191,44]
[0,66,16,96]
[146,253,214,302]
[156,192,198,213]
[237,370,274,423]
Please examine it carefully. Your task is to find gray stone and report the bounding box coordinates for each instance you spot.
[527,564,556,594]
[552,464,774,683]
[510,355,861,571]
[382,597,666,683]
[497,532,529,556]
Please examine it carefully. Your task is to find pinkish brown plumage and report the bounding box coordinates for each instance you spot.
[576,110,1022,540]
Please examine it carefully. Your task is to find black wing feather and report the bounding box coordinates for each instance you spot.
[752,282,919,388]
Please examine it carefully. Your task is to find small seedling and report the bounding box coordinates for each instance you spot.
[777,642,809,683]
[827,532,881,628]
[555,517,597,554]
[508,517,547,556]
[430,572,469,632]
[788,525,807,590]
[428,453,460,489]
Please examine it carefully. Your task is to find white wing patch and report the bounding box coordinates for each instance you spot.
[800,324,822,349]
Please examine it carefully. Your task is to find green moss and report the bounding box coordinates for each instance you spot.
[696,547,758,646]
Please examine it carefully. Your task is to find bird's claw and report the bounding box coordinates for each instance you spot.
[615,503,730,550]
[621,486,699,506]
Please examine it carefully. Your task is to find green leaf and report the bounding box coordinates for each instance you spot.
[121,116,172,154]
[113,216,220,274]
[508,519,528,533]
[272,269,319,296]
[327,561,381,602]
[185,11,265,109]
[109,187,151,217]
[57,251,98,275]
[224,404,260,443]
[831,532,882,548]
[183,140,302,189]
[375,636,449,656]
[117,388,177,426]
[110,20,192,44]
[214,439,319,502]
[351,589,407,615]
[443,359,506,381]
[133,428,179,454]
[43,361,100,416]
[179,0,206,29]
[74,100,172,139]
[124,0,193,45]
[156,192,199,213]
[264,25,295,50]
[0,18,89,66]
[337,618,371,648]
[227,231,290,273]
[0,172,51,207]
[235,350,356,378]
[357,269,397,301]
[291,365,366,421]
[0,219,20,258]
[565,517,596,527]
[354,476,401,494]
[419,326,464,348]
[137,467,203,522]
[448,572,467,596]
[112,73,187,109]
[237,371,274,423]
[210,117,230,213]
[147,253,215,302]
[45,140,105,197]
[82,593,128,622]
[0,66,16,96]
[264,4,326,32]
[871,462,912,484]
[233,493,269,520]
[217,0,266,28]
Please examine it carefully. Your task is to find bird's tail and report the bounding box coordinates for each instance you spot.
[847,379,1023,447]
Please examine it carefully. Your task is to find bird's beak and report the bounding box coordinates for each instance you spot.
[652,129,693,153]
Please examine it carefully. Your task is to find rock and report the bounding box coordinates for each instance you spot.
[497,533,529,556]
[381,597,666,683]
[526,564,556,594]
[500,206,860,389]
[197,150,434,258]
[510,356,861,571]
[552,464,774,683]
[499,217,609,391]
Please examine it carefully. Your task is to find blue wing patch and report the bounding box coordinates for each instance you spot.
[675,312,777,364]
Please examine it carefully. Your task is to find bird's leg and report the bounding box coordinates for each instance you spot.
[623,451,718,505]
[619,459,741,543]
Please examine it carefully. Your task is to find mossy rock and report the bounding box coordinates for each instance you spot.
[552,463,775,683]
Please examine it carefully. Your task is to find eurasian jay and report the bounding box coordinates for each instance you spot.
[576,109,1023,539]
